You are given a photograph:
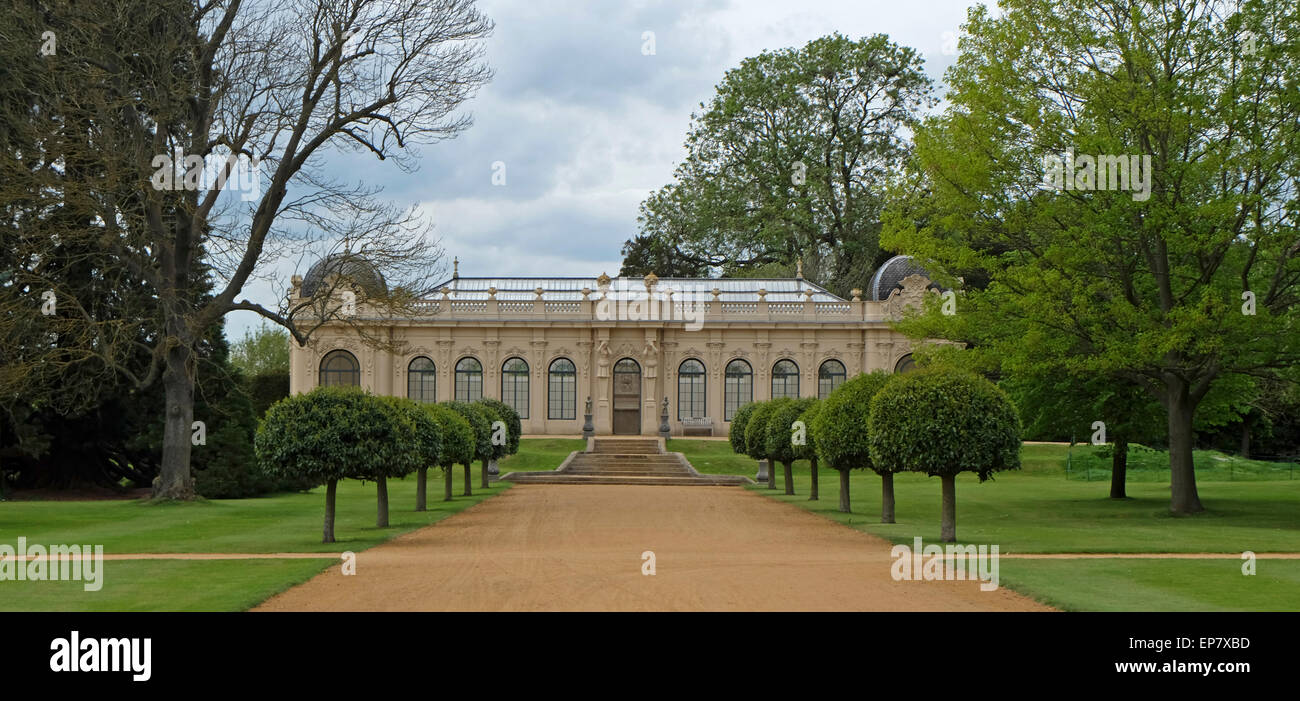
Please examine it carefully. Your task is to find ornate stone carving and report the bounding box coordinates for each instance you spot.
[883,273,938,321]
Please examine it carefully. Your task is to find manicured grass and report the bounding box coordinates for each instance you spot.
[999,559,1300,612]
[670,438,1300,610]
[670,439,1300,553]
[0,559,334,612]
[496,438,587,472]
[1,474,508,554]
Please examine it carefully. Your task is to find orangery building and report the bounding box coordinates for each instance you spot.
[288,255,941,437]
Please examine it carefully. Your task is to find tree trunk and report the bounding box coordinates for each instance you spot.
[1109,435,1128,499]
[880,470,895,523]
[416,467,427,512]
[376,475,389,528]
[940,474,956,543]
[838,469,851,513]
[767,459,776,490]
[1240,414,1253,459]
[444,465,453,501]
[153,343,196,500]
[808,456,818,501]
[322,479,337,544]
[481,458,490,490]
[783,461,794,495]
[1166,382,1205,514]
[462,463,472,496]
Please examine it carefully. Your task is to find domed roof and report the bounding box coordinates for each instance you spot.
[301,254,387,298]
[867,255,943,302]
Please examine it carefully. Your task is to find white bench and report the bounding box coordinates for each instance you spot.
[681,417,713,436]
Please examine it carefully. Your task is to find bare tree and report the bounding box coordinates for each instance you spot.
[15,0,493,499]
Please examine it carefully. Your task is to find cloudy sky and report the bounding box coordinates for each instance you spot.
[228,0,986,338]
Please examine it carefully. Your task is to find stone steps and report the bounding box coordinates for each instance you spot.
[500,440,754,487]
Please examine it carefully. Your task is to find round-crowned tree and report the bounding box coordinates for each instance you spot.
[426,404,474,503]
[812,371,894,515]
[474,399,518,489]
[766,397,816,496]
[441,401,492,497]
[384,399,440,513]
[745,400,783,489]
[868,370,1021,542]
[256,386,397,543]
[369,397,423,527]
[793,400,822,501]
[729,403,757,455]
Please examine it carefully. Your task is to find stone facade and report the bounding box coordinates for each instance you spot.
[288,269,939,437]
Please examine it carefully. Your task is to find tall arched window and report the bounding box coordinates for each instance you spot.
[895,354,917,374]
[455,357,483,402]
[724,359,753,421]
[407,357,437,402]
[501,357,530,418]
[771,359,800,399]
[818,359,846,399]
[678,359,706,420]
[548,358,577,420]
[319,349,359,387]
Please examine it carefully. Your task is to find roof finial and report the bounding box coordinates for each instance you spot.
[796,257,804,280]
[452,256,459,280]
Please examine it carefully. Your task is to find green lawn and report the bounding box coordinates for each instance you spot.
[496,438,587,472]
[2,473,507,554]
[668,438,1300,611]
[0,559,334,612]
[999,559,1300,612]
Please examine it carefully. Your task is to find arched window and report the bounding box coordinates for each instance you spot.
[500,358,530,419]
[771,359,800,399]
[724,359,753,421]
[407,357,437,402]
[895,354,917,374]
[319,349,359,387]
[678,359,706,420]
[818,359,847,399]
[455,357,483,402]
[548,358,577,420]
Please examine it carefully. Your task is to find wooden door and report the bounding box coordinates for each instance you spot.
[612,358,641,434]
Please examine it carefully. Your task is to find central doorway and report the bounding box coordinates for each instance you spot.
[612,358,641,434]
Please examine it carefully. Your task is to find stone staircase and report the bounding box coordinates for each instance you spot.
[501,438,751,486]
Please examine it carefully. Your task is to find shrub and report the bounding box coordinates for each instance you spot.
[765,397,817,495]
[812,371,894,514]
[793,400,822,500]
[745,400,783,488]
[426,404,474,503]
[869,369,1021,542]
[729,403,757,454]
[256,386,398,542]
[441,401,492,496]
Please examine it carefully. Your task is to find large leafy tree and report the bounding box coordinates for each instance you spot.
[885,0,1300,514]
[628,33,934,295]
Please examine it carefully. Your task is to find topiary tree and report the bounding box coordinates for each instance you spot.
[793,400,822,501]
[381,398,440,513]
[475,398,520,489]
[729,402,757,455]
[441,401,491,497]
[812,371,894,515]
[765,397,815,495]
[256,386,396,543]
[426,404,474,503]
[868,370,1021,542]
[367,396,423,528]
[745,400,781,489]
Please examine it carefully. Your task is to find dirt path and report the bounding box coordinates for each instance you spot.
[253,485,1054,612]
